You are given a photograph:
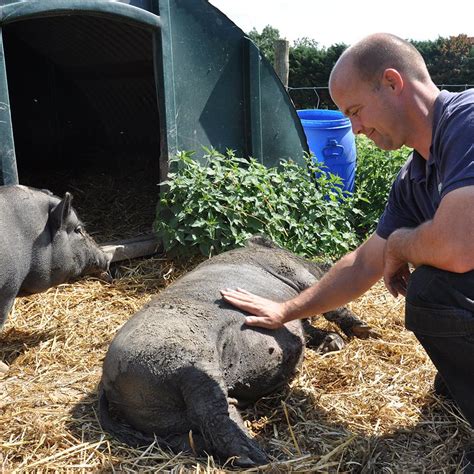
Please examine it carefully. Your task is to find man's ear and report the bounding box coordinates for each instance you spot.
[382,68,404,93]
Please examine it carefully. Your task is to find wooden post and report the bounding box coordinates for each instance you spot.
[274,39,289,88]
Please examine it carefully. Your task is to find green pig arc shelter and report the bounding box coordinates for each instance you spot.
[0,0,308,258]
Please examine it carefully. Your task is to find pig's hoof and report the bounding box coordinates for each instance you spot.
[0,360,9,375]
[217,432,269,467]
[349,324,379,339]
[317,333,345,353]
[227,447,269,468]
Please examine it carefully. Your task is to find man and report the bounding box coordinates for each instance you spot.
[221,33,474,468]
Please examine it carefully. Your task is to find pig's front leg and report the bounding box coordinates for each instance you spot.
[323,307,378,339]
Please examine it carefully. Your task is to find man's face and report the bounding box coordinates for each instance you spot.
[330,65,405,151]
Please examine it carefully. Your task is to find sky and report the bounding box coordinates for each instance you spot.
[208,0,474,48]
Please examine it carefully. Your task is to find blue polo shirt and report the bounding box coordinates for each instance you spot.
[376,89,474,240]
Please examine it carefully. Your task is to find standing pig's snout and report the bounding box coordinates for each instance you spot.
[98,269,113,283]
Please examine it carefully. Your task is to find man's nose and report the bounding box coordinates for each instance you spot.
[350,117,363,135]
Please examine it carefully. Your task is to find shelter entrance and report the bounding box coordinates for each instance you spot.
[3,14,161,244]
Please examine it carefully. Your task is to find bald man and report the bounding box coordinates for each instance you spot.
[221,33,474,466]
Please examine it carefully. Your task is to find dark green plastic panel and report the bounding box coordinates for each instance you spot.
[0,1,161,29]
[158,0,308,167]
[0,27,17,185]
[244,38,308,167]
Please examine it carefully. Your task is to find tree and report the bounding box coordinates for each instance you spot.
[289,38,324,86]
[247,25,281,63]
[412,34,474,86]
[437,35,474,84]
[289,39,347,109]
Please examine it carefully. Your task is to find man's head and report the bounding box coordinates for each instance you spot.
[329,33,435,151]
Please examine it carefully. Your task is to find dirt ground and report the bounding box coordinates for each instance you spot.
[0,254,472,472]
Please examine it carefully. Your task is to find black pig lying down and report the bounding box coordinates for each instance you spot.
[99,236,373,467]
[0,185,110,328]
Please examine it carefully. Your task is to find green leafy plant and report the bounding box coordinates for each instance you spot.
[155,149,361,260]
[154,141,410,260]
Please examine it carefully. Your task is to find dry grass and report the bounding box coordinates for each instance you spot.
[0,256,472,473]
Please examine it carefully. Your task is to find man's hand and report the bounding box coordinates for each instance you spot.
[220,288,287,329]
[383,230,412,297]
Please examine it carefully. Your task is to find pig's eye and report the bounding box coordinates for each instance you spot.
[74,225,84,235]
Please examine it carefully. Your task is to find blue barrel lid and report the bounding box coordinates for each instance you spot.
[297,109,350,129]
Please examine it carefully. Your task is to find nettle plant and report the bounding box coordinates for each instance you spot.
[155,140,409,260]
[155,149,362,260]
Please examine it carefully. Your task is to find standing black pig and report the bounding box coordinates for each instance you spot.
[99,236,373,467]
[0,185,110,369]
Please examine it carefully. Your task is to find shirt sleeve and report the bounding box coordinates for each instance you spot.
[436,99,474,198]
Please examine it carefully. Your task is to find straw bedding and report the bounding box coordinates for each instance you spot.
[19,157,159,243]
[0,255,472,472]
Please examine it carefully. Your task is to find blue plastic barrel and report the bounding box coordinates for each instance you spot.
[297,109,357,193]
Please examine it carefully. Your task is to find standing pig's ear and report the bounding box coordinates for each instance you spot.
[50,192,73,231]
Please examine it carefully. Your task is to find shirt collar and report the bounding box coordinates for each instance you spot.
[408,90,451,184]
[407,149,434,183]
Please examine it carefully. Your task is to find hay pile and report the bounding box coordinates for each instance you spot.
[0,256,472,472]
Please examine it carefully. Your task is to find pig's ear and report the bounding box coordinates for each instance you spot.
[50,192,73,231]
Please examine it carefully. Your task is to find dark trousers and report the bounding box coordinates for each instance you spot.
[405,265,474,427]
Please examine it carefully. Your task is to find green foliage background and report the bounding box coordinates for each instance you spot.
[248,27,474,109]
[154,138,408,261]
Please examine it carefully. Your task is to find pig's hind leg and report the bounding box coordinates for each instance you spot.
[0,295,16,373]
[181,368,269,467]
[0,295,15,329]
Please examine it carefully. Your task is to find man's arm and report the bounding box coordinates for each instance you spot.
[220,233,386,329]
[384,186,474,297]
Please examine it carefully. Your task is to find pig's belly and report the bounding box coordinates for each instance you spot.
[221,321,305,402]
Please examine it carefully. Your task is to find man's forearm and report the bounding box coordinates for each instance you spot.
[387,220,470,273]
[282,247,382,321]
[386,188,474,274]
[221,234,386,329]
[386,224,431,267]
